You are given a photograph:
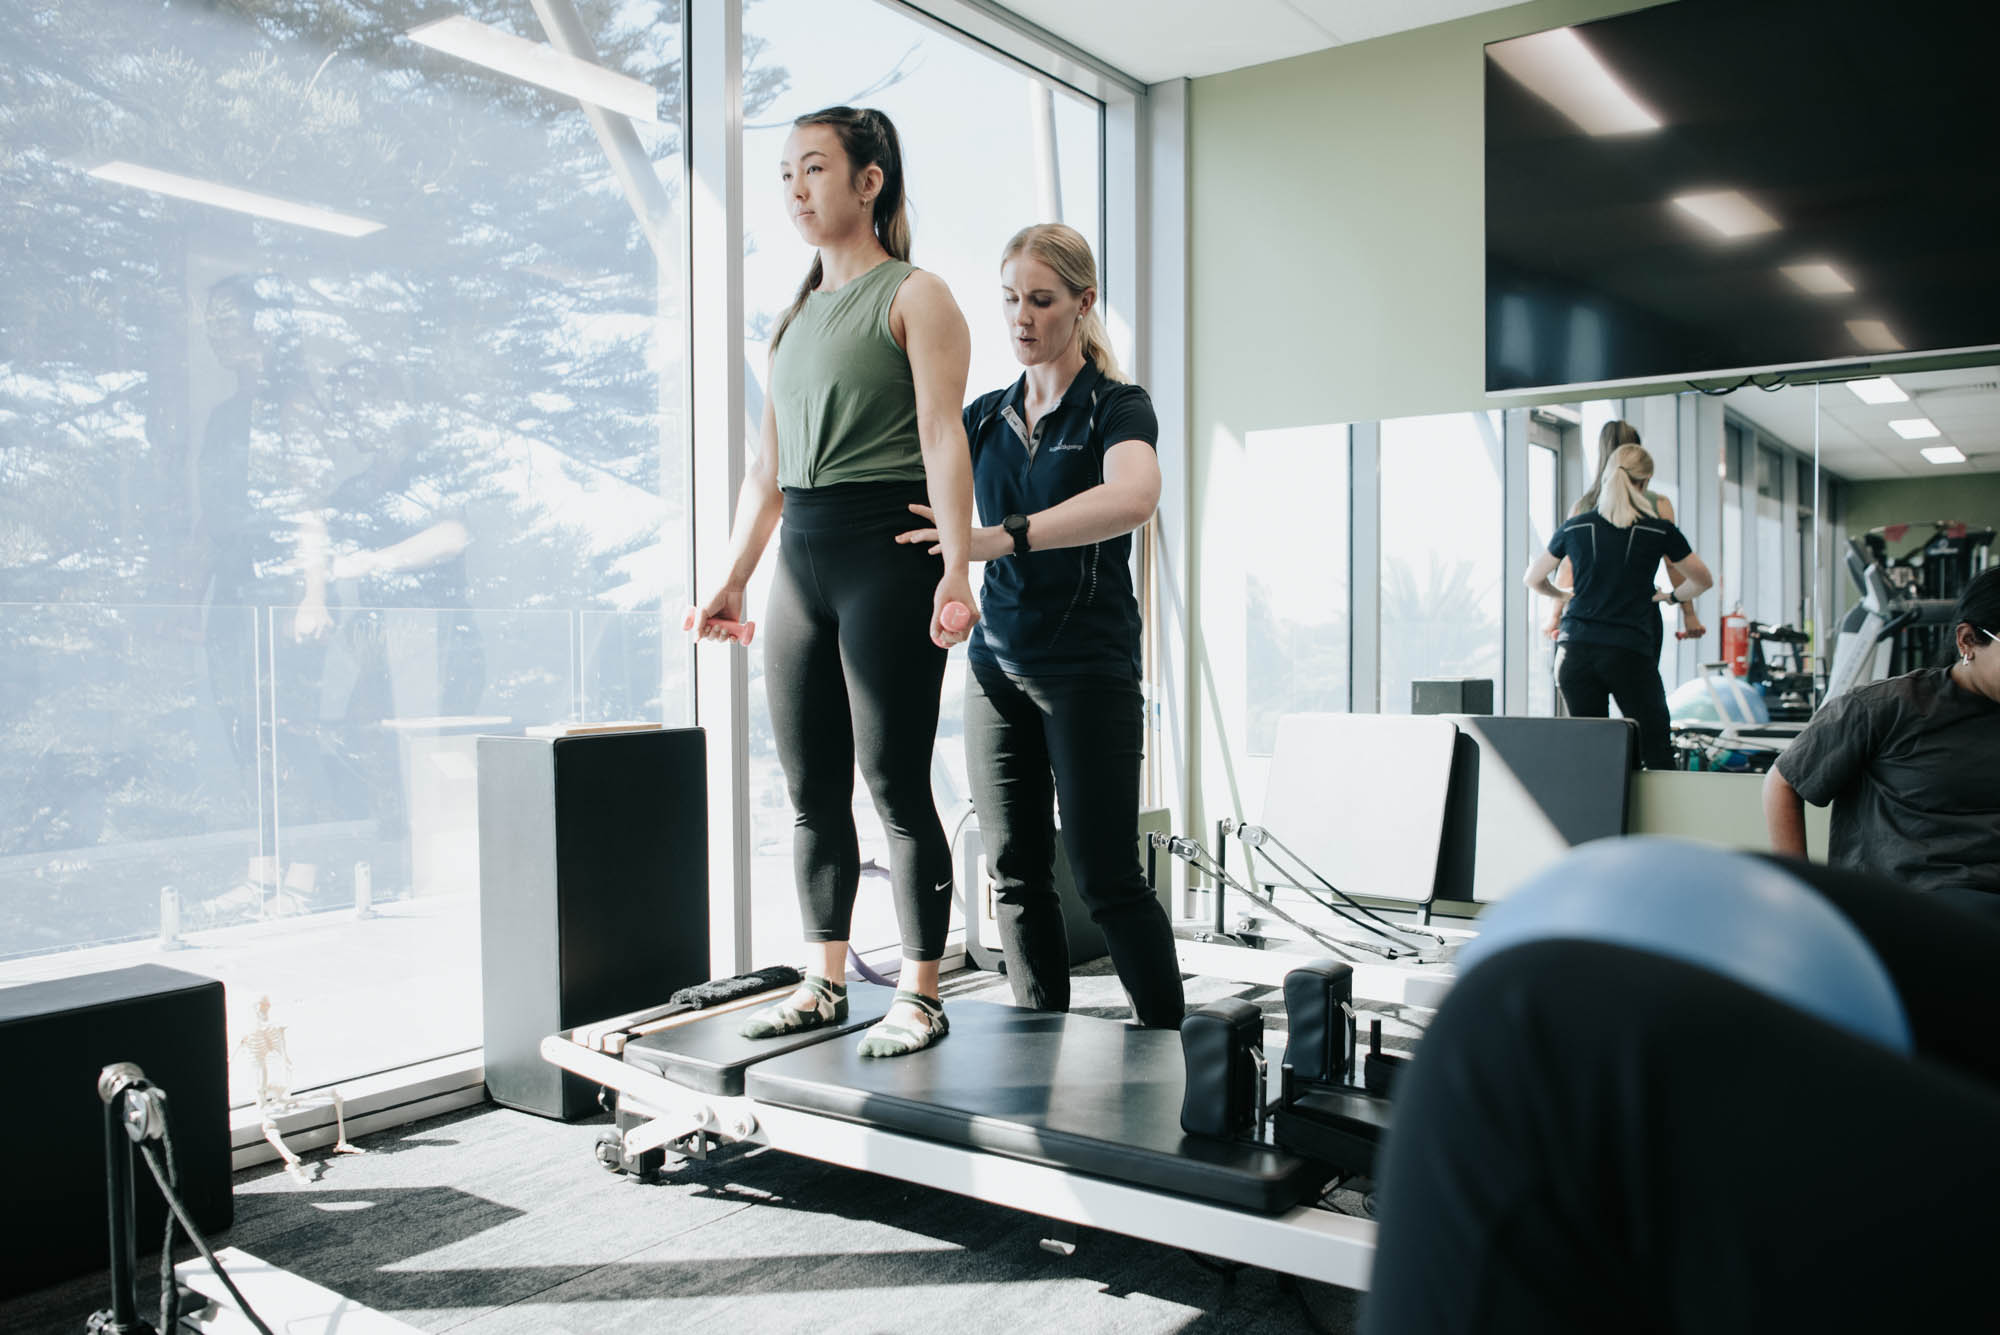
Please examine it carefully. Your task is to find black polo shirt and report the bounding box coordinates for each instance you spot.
[962,362,1156,679]
[1547,510,1692,655]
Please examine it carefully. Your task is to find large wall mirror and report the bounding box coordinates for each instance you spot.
[1734,365,1999,695]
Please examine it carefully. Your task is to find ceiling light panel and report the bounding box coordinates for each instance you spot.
[409,15,659,122]
[87,161,383,237]
[1780,262,1853,295]
[1846,319,1904,352]
[1670,190,1780,239]
[1489,27,1662,136]
[1845,377,1908,404]
[1889,418,1941,439]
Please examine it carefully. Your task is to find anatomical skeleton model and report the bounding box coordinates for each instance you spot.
[238,995,366,1184]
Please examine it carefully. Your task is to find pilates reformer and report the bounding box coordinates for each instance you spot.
[541,959,1394,1291]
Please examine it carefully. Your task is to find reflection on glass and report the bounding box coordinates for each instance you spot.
[1245,426,1350,753]
[1380,413,1505,713]
[0,0,688,1104]
[738,0,1101,959]
[1722,424,1745,620]
[1527,443,1559,714]
[1758,444,1786,625]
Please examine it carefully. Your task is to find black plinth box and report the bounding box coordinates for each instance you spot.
[1412,677,1494,716]
[477,727,710,1119]
[0,964,232,1299]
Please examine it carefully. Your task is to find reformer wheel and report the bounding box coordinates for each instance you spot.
[593,1129,625,1174]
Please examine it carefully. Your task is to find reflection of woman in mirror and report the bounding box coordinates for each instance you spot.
[286,356,484,886]
[896,223,1183,1030]
[192,274,316,789]
[1525,441,1715,769]
[692,106,977,1057]
[1543,420,1705,646]
[1764,567,2000,913]
[301,356,483,717]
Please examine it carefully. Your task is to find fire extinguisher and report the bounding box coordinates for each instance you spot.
[1721,609,1750,677]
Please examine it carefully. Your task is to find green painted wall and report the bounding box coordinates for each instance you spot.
[1840,474,2000,552]
[1627,770,1827,858]
[1187,0,1666,435]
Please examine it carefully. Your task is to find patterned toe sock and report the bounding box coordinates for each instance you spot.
[739,974,848,1039]
[856,991,948,1059]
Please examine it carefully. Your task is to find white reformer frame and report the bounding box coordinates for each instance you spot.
[540,1031,1378,1291]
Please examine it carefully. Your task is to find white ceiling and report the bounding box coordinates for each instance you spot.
[1719,366,2000,482]
[996,0,1523,82]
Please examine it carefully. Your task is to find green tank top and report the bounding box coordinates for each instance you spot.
[770,258,925,489]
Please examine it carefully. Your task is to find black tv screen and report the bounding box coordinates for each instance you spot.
[1484,0,2000,394]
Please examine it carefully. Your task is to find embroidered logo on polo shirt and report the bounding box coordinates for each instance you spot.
[1048,440,1085,452]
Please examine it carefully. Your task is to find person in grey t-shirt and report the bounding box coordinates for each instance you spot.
[1765,566,2000,909]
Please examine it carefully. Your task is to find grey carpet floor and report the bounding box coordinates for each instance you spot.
[6,963,1420,1335]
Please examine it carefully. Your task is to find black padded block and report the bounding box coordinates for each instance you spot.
[478,728,710,1119]
[1412,677,1494,715]
[1180,998,1264,1139]
[746,1001,1329,1215]
[622,983,895,1096]
[1281,960,1355,1087]
[0,965,231,1299]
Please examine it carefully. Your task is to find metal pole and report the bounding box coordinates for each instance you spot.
[96,1063,154,1334]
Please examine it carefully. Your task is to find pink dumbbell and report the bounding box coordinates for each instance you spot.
[684,608,756,646]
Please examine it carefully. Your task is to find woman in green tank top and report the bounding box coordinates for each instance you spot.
[692,106,978,1058]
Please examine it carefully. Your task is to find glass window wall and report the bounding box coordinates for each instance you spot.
[1,0,688,1105]
[1378,412,1504,713]
[1244,425,1350,752]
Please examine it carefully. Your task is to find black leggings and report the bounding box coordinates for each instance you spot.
[964,662,1185,1028]
[1558,639,1674,769]
[1362,858,2000,1335]
[765,481,952,962]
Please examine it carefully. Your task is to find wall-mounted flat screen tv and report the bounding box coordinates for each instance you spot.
[1485,0,2000,395]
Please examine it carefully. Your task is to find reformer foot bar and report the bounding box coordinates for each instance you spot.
[541,981,1379,1291]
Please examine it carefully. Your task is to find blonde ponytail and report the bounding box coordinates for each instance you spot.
[1000,223,1129,383]
[1574,419,1646,517]
[1597,443,1659,529]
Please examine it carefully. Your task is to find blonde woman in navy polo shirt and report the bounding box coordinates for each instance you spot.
[1525,443,1715,769]
[899,223,1185,1029]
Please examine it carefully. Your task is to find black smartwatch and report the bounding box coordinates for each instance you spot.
[1002,512,1031,557]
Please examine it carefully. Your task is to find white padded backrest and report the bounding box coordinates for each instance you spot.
[1258,713,1460,904]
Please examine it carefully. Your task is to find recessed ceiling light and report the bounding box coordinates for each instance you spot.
[1846,319,1904,352]
[1670,190,1781,239]
[1921,445,1966,464]
[1845,377,1908,404]
[1781,263,1854,295]
[1488,27,1663,136]
[408,15,659,123]
[1889,418,1941,440]
[85,161,383,237]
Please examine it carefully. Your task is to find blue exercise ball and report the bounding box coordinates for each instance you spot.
[1458,837,1911,1054]
[1668,673,1771,726]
